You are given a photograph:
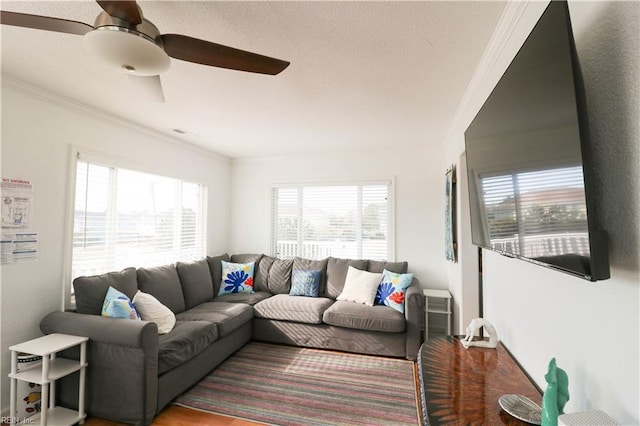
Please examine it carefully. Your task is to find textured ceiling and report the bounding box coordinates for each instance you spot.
[1,1,506,159]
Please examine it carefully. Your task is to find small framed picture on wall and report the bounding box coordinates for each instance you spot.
[445,165,457,262]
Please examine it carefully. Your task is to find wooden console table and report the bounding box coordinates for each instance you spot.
[418,336,542,425]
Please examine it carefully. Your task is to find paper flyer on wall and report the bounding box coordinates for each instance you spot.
[1,177,38,263]
[1,232,39,263]
[2,177,34,229]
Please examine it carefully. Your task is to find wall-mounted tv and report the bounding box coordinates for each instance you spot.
[464,1,610,281]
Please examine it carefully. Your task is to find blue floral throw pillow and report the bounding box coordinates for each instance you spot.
[102,286,141,320]
[289,269,321,297]
[218,261,255,295]
[374,269,414,313]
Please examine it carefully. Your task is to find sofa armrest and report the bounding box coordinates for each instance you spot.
[40,311,159,426]
[404,278,425,360]
[41,311,158,348]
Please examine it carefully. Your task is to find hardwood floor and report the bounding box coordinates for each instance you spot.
[83,405,263,426]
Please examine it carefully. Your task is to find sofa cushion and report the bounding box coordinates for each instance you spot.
[176,302,253,337]
[374,270,414,314]
[218,261,255,295]
[137,265,186,314]
[323,301,406,333]
[133,290,176,334]
[74,267,138,315]
[101,286,140,320]
[215,291,272,305]
[325,257,369,299]
[293,257,328,294]
[289,269,321,297]
[254,255,276,293]
[336,266,383,306]
[206,253,230,296]
[367,260,408,274]
[176,259,214,310]
[254,294,333,324]
[230,253,263,265]
[157,320,218,374]
[267,258,294,294]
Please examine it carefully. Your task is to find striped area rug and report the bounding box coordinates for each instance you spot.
[174,342,420,425]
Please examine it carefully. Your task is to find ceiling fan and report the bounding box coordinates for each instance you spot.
[0,0,290,102]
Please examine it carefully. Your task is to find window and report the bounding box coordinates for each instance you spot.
[271,182,392,260]
[71,155,207,283]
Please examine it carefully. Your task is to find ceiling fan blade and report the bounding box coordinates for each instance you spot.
[96,0,142,25]
[0,11,92,35]
[128,74,165,103]
[161,34,290,75]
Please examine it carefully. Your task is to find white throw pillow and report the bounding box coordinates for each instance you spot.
[336,266,383,306]
[132,290,176,334]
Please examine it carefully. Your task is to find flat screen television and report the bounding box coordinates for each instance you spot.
[464,1,610,281]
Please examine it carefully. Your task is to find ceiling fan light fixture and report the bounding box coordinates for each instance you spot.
[83,26,170,76]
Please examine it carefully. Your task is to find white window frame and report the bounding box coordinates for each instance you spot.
[270,179,396,261]
[62,148,208,308]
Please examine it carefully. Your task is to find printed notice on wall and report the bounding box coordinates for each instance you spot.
[2,177,34,229]
[1,232,39,263]
[2,177,38,263]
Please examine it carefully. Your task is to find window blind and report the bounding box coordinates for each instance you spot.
[271,182,391,261]
[72,159,207,281]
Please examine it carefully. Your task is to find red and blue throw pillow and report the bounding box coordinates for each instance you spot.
[218,261,255,295]
[374,269,414,313]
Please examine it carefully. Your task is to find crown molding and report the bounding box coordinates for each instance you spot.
[1,75,231,164]
[445,0,550,148]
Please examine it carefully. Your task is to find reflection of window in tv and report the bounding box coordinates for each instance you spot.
[479,166,589,258]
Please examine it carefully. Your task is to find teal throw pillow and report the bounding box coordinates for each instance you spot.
[218,261,255,295]
[102,286,141,320]
[374,269,414,313]
[289,269,321,297]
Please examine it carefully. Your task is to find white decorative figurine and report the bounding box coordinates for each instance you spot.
[460,318,498,349]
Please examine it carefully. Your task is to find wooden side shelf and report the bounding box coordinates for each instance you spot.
[418,336,542,425]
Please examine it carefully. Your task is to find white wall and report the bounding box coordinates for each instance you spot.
[447,1,639,423]
[0,82,232,413]
[228,146,448,290]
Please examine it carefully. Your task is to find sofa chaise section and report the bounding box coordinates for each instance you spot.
[40,259,253,426]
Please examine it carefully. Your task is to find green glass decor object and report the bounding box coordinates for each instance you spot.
[541,358,570,426]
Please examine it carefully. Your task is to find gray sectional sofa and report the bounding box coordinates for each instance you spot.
[39,253,424,425]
